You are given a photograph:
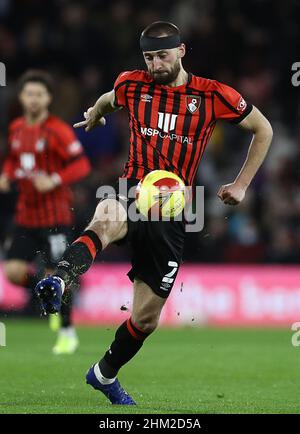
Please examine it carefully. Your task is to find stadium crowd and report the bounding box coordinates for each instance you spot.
[0,0,299,263]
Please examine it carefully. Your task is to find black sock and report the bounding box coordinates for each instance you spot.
[54,230,102,287]
[25,273,40,291]
[61,292,72,327]
[60,278,79,328]
[23,273,42,315]
[99,317,151,378]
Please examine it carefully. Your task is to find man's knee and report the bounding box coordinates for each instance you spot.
[87,199,127,248]
[132,312,160,334]
[132,279,166,334]
[4,261,28,285]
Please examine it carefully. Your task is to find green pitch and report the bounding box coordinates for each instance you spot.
[0,319,299,414]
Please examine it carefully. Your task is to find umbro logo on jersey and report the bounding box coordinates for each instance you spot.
[141,94,152,102]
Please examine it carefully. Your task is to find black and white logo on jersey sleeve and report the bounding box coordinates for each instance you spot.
[237,97,246,113]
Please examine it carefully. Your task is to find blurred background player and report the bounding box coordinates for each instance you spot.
[35,22,272,405]
[0,70,91,354]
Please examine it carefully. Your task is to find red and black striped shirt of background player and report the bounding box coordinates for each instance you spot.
[2,115,91,228]
[114,70,253,186]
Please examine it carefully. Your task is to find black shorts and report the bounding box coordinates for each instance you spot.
[108,178,186,299]
[6,225,72,268]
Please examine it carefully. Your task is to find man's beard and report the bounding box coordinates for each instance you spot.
[27,106,43,116]
[150,60,181,85]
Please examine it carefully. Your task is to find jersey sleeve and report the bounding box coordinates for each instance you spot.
[50,120,91,184]
[213,81,253,123]
[2,124,18,179]
[113,71,131,108]
[2,152,16,179]
[52,121,85,161]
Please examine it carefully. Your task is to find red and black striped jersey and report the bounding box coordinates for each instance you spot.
[114,70,253,185]
[3,115,90,228]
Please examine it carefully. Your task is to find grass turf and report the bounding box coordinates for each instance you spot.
[0,319,299,414]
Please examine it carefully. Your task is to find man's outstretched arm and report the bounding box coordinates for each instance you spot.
[217,106,273,205]
[73,90,120,132]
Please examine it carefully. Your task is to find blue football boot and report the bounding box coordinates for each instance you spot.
[86,364,136,405]
[34,276,64,315]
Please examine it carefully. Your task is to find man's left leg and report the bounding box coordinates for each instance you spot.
[86,277,167,405]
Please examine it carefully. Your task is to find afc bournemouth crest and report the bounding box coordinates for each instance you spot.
[186,95,201,114]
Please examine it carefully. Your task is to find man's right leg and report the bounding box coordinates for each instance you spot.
[35,197,135,403]
[35,198,128,313]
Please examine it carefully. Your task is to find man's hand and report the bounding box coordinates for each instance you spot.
[32,174,57,193]
[217,182,246,205]
[73,106,106,132]
[0,174,10,192]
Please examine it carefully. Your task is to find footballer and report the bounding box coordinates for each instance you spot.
[0,70,91,354]
[35,22,273,404]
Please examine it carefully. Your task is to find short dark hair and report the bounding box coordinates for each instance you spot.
[18,69,54,94]
[141,21,180,39]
